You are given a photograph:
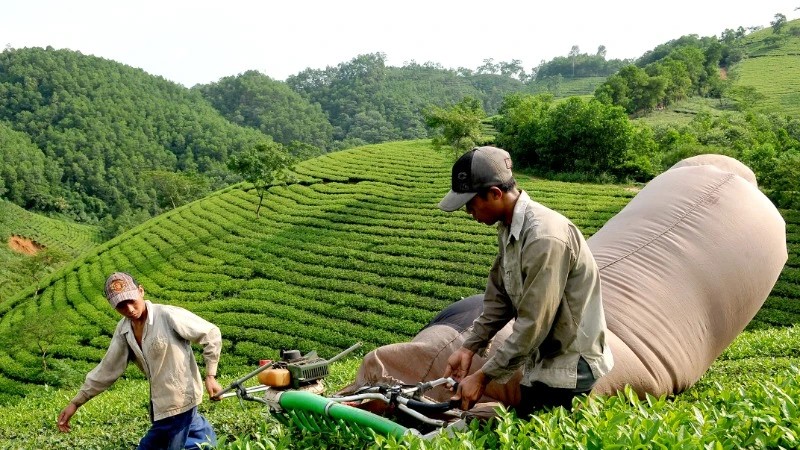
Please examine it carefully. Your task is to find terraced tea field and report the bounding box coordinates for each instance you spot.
[0,200,101,302]
[0,140,796,403]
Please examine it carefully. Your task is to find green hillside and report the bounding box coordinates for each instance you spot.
[730,19,800,117]
[0,199,100,302]
[0,140,797,404]
[0,141,631,399]
[0,47,273,222]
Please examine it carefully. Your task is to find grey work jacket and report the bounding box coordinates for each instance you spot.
[71,301,222,421]
[462,191,614,389]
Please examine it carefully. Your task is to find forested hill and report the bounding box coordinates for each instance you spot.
[0,47,273,224]
[195,55,518,151]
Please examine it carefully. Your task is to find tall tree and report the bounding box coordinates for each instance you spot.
[569,46,580,77]
[771,13,787,34]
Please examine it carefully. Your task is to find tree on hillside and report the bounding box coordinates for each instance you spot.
[534,50,628,80]
[227,142,295,218]
[0,122,64,212]
[146,170,209,209]
[493,93,657,180]
[477,58,499,75]
[540,97,640,176]
[595,65,665,114]
[772,13,788,34]
[423,97,487,157]
[15,247,70,300]
[499,60,526,80]
[569,46,580,77]
[492,93,555,167]
[8,310,69,372]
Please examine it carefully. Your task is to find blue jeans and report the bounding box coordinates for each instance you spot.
[137,407,217,450]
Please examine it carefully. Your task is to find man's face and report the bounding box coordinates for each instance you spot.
[465,191,501,225]
[114,286,146,320]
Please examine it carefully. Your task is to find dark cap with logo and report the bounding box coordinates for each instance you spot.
[438,146,514,212]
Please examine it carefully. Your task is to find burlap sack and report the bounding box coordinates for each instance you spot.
[340,154,787,411]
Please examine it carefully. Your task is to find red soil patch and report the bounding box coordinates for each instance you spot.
[8,235,45,255]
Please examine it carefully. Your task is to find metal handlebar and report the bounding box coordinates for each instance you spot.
[328,377,462,427]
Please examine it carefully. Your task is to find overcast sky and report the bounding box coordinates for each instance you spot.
[3,1,799,87]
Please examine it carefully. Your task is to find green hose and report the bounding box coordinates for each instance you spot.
[278,390,410,439]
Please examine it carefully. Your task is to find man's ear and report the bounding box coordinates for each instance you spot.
[489,186,503,200]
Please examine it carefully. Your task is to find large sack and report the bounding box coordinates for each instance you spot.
[591,154,786,396]
[341,155,787,408]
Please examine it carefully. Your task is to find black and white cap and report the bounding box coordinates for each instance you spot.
[438,146,513,212]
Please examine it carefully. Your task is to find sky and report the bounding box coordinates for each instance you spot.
[2,1,799,88]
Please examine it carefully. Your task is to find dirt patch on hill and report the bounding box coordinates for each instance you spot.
[8,235,45,255]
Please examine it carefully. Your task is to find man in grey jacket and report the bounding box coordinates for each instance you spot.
[57,272,223,449]
[439,146,613,416]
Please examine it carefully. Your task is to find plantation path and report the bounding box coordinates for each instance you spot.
[8,235,44,255]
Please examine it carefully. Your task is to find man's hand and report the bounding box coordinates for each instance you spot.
[57,402,78,433]
[443,347,475,381]
[205,376,223,400]
[452,370,489,411]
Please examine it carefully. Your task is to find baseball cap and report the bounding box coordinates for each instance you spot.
[104,272,140,308]
[438,146,514,212]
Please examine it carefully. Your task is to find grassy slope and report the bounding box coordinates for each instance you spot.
[732,19,800,117]
[0,200,101,302]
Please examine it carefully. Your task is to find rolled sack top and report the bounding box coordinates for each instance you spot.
[341,154,788,409]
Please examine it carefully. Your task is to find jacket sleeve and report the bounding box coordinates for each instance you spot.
[167,307,222,377]
[71,325,130,406]
[480,236,572,382]
[462,253,515,356]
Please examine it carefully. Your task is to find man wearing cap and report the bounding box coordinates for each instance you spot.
[57,272,223,449]
[439,146,613,416]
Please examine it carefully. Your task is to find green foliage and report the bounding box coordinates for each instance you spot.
[649,110,800,209]
[195,70,334,151]
[533,48,630,79]
[0,141,797,447]
[763,150,800,209]
[0,121,64,211]
[0,198,101,301]
[424,97,487,156]
[226,143,296,217]
[0,47,272,222]
[494,94,658,181]
[596,34,726,115]
[286,54,533,148]
[595,64,665,114]
[145,169,210,210]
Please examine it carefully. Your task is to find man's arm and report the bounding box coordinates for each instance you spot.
[480,237,572,380]
[168,307,222,387]
[462,254,514,355]
[58,329,130,432]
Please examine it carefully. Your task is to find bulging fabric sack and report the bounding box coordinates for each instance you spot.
[339,154,787,410]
